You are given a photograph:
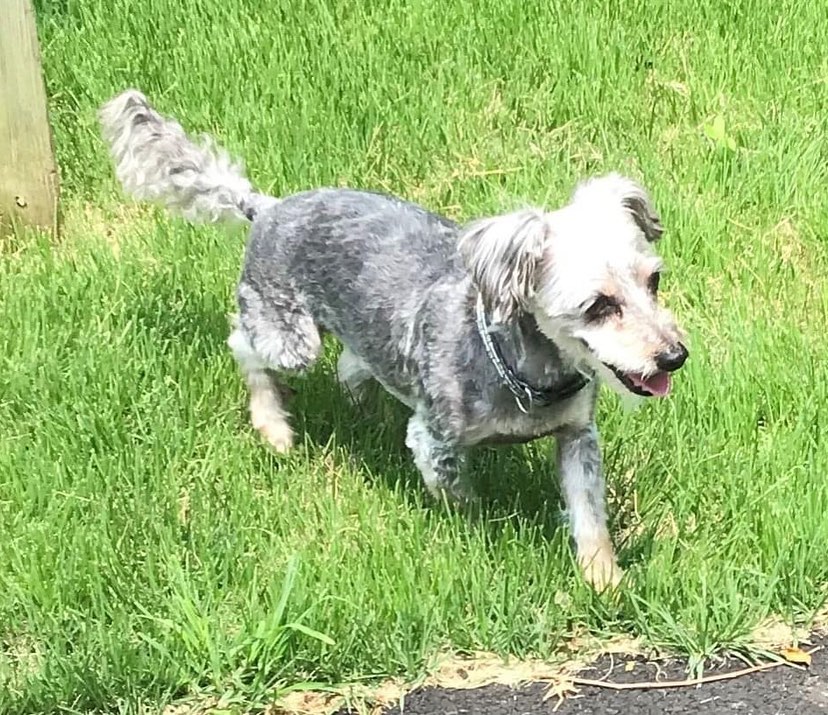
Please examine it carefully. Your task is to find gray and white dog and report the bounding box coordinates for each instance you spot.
[100,89,688,590]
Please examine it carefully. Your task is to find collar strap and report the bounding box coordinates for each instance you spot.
[475,293,591,413]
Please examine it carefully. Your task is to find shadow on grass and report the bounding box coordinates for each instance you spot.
[131,286,641,567]
[129,269,233,362]
[289,356,571,544]
[290,365,646,570]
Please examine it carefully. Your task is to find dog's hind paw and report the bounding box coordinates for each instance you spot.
[579,547,624,592]
[425,480,478,507]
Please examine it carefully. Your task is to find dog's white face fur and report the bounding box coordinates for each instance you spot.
[459,173,687,399]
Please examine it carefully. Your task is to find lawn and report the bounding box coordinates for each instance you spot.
[2,0,828,711]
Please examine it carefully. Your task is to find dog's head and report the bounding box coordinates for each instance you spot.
[458,173,687,398]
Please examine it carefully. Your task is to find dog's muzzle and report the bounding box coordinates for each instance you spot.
[605,343,688,398]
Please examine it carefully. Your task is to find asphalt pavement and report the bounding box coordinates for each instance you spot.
[337,636,828,715]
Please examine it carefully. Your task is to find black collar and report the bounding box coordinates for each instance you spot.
[475,294,592,412]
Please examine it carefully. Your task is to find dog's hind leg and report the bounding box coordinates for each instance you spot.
[229,283,322,453]
[227,326,294,452]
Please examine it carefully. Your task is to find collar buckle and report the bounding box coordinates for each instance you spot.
[515,385,533,414]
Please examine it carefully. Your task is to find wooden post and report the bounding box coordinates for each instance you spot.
[0,0,60,236]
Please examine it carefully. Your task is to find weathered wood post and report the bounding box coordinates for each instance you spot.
[0,0,60,236]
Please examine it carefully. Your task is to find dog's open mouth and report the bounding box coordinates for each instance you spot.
[607,366,671,397]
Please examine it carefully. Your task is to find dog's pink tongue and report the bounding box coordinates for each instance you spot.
[630,371,672,397]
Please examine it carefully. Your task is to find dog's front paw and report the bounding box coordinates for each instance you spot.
[256,419,294,454]
[578,545,623,592]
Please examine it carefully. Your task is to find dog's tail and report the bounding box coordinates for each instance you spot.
[99,89,276,223]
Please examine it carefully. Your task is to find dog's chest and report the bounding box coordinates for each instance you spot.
[463,391,594,446]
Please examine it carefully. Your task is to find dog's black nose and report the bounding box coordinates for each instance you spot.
[655,343,688,372]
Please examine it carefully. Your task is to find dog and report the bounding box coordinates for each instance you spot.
[99,89,688,590]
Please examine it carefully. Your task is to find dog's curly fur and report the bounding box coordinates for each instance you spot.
[100,89,688,590]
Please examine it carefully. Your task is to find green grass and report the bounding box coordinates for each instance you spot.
[2,0,828,710]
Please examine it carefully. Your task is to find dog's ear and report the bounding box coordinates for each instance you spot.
[621,188,664,242]
[573,173,664,242]
[458,209,550,323]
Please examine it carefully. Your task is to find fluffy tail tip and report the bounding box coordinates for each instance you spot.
[98,88,262,223]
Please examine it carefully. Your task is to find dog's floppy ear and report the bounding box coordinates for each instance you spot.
[621,186,664,242]
[458,209,550,323]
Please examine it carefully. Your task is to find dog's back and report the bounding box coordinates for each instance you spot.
[240,187,470,398]
[244,187,464,318]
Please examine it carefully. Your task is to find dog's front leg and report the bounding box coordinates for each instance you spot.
[405,408,472,504]
[557,424,622,590]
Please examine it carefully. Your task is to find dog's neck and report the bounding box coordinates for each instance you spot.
[493,315,571,383]
[475,297,591,408]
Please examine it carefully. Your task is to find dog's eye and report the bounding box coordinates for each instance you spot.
[648,271,661,295]
[585,294,622,322]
